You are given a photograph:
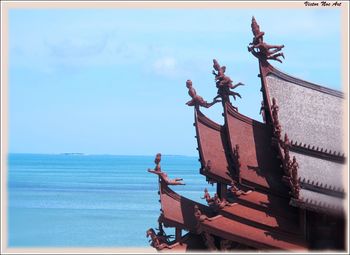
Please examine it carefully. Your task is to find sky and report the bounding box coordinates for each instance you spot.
[7,7,343,156]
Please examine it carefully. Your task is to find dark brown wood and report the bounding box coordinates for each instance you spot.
[289,140,346,164]
[175,228,182,242]
[299,179,345,198]
[147,16,345,252]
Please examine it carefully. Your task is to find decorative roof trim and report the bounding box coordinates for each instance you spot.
[225,102,266,128]
[299,178,345,199]
[289,140,346,164]
[196,108,222,132]
[200,167,232,185]
[290,198,344,217]
[265,64,344,99]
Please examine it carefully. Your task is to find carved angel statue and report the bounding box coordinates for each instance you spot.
[212,59,244,104]
[248,16,285,63]
[193,205,221,222]
[288,156,300,198]
[229,180,252,197]
[271,98,279,123]
[186,80,220,109]
[147,153,185,185]
[282,134,291,172]
[148,169,185,185]
[201,188,215,205]
[212,193,234,209]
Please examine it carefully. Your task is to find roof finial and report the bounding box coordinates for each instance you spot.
[248,16,285,63]
[186,79,220,109]
[211,59,244,107]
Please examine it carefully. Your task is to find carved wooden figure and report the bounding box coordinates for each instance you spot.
[186,80,220,109]
[248,16,285,63]
[212,59,244,103]
[201,188,215,205]
[229,180,252,197]
[146,228,175,250]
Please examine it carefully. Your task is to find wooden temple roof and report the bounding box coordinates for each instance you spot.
[261,62,344,154]
[259,60,347,215]
[200,215,306,251]
[147,16,346,251]
[223,102,289,195]
[157,177,307,251]
[195,109,232,184]
[158,178,215,232]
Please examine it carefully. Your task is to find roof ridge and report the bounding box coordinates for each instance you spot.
[266,63,344,98]
[225,102,266,127]
[195,109,222,132]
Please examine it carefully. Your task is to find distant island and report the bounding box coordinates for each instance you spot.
[60,153,85,156]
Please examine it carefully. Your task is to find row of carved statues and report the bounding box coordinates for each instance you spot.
[186,17,284,111]
[271,97,300,199]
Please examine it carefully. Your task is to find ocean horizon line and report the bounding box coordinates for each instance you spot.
[7,152,199,158]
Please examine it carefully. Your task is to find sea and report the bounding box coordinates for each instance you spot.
[7,153,216,247]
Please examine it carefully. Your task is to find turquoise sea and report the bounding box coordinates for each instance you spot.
[8,153,216,247]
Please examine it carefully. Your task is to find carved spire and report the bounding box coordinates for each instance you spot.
[186,79,220,109]
[211,59,244,107]
[248,16,285,63]
[251,16,264,38]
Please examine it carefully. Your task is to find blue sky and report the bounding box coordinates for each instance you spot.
[8,8,342,156]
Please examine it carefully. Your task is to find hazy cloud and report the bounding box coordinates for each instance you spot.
[153,57,178,76]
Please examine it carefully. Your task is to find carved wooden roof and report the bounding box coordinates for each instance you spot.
[157,178,307,251]
[224,102,289,196]
[194,109,233,184]
[262,64,344,154]
[148,17,346,251]
[259,60,347,215]
[159,177,215,232]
